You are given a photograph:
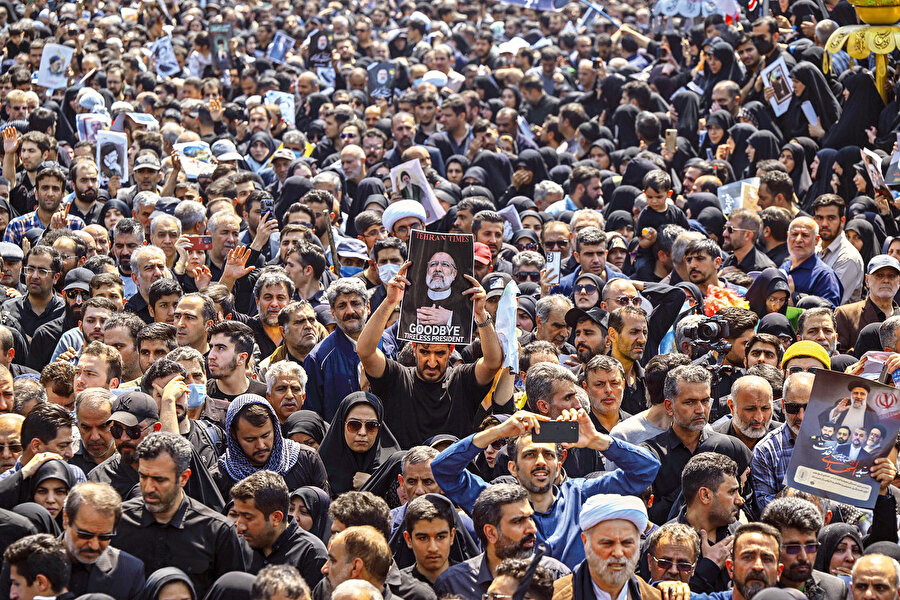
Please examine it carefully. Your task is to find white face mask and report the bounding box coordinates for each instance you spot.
[378,263,401,284]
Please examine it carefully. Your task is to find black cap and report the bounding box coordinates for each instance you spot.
[109,391,159,427]
[483,272,513,299]
[565,306,609,329]
[63,267,94,292]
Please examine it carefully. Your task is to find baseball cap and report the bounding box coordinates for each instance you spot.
[0,242,23,262]
[474,242,492,266]
[565,306,609,329]
[483,272,513,300]
[867,254,900,275]
[272,148,295,162]
[608,235,628,252]
[211,139,243,162]
[336,238,369,262]
[63,267,94,293]
[109,391,160,427]
[134,154,162,171]
[781,340,831,370]
[418,70,448,89]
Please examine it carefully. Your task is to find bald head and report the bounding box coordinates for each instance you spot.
[852,554,900,596]
[0,412,23,471]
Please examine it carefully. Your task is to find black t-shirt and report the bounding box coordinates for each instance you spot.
[203,378,268,427]
[367,359,493,449]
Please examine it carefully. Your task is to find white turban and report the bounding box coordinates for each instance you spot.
[383,200,427,234]
[580,494,648,533]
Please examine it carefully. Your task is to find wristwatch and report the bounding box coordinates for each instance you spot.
[475,314,493,328]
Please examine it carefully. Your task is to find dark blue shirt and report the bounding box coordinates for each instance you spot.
[780,254,842,308]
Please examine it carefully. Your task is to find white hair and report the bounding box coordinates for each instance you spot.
[332,580,383,600]
[265,361,308,393]
[207,210,241,235]
[150,213,182,238]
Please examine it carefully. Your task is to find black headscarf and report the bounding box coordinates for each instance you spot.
[282,410,328,446]
[745,268,792,318]
[275,176,313,222]
[758,312,797,342]
[471,151,513,201]
[813,523,863,573]
[474,75,501,100]
[317,392,401,497]
[671,90,702,148]
[203,572,256,600]
[98,200,131,228]
[14,502,61,535]
[727,123,758,178]
[784,61,841,139]
[26,460,75,516]
[603,186,641,219]
[823,68,885,149]
[612,104,641,149]
[745,130,782,177]
[141,567,197,600]
[600,73,627,116]
[346,176,388,237]
[846,218,878,265]
[606,210,635,234]
[803,148,838,210]
[511,149,550,198]
[684,193,721,219]
[701,110,735,155]
[289,486,331,544]
[782,141,813,198]
[697,207,726,241]
[739,101,784,145]
[702,41,744,110]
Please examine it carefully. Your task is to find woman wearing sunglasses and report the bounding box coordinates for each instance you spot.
[317,392,400,498]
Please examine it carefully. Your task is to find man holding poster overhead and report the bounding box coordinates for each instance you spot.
[358,252,505,449]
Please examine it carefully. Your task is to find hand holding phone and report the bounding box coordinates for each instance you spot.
[545,251,561,285]
[186,235,213,251]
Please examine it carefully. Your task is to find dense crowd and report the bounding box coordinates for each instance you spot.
[2,0,900,599]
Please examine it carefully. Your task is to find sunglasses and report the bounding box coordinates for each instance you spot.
[651,556,695,573]
[783,542,820,555]
[516,242,538,251]
[725,225,754,234]
[576,283,599,294]
[544,240,568,250]
[783,402,808,415]
[346,419,380,433]
[74,528,117,541]
[109,422,153,440]
[0,443,21,453]
[515,271,541,282]
[787,366,820,375]
[65,290,87,300]
[339,133,357,140]
[490,439,507,450]
[614,295,642,307]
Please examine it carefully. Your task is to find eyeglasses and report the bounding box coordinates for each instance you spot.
[0,442,22,453]
[516,242,538,251]
[363,144,383,152]
[339,133,357,140]
[346,419,380,433]
[515,271,541,282]
[787,366,820,375]
[614,295,642,307]
[24,266,52,277]
[544,240,568,250]
[576,283,599,294]
[489,439,507,450]
[784,542,820,555]
[650,556,695,573]
[725,225,754,234]
[364,228,387,238]
[109,422,153,440]
[783,402,808,415]
[65,290,87,300]
[73,528,117,541]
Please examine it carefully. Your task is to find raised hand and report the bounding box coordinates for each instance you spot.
[190,265,213,290]
[2,126,18,155]
[221,247,256,282]
[462,274,487,316]
[385,261,412,305]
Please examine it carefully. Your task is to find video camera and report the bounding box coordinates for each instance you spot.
[683,315,732,354]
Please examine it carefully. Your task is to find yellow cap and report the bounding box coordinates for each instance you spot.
[781,340,831,370]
